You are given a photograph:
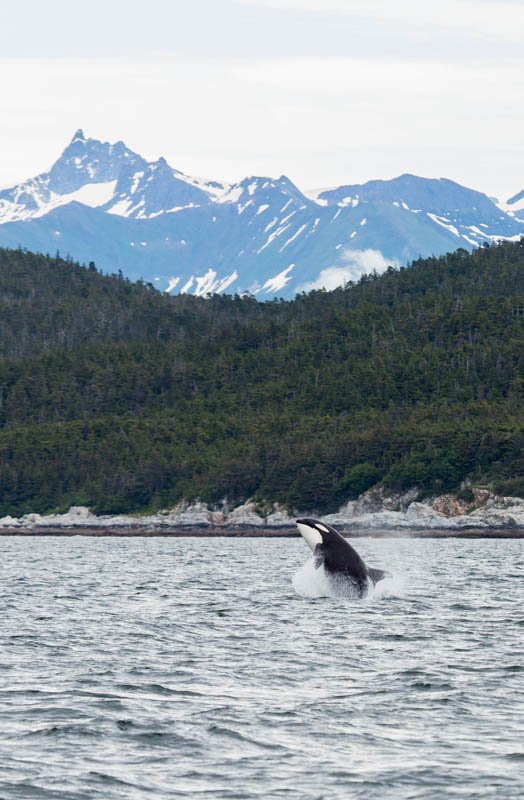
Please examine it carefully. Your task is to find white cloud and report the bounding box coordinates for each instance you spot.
[299,266,356,292]
[298,249,399,292]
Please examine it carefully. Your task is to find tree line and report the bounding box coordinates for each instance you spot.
[1,241,524,516]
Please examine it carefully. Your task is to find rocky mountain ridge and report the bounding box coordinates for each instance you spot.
[0,131,522,299]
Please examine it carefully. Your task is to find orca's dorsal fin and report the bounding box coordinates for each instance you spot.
[368,567,390,584]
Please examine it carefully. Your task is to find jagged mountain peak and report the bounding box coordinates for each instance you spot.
[49,132,142,195]
[71,128,86,143]
[215,173,311,211]
[0,132,226,223]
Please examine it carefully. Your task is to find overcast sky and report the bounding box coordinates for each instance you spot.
[1,0,522,200]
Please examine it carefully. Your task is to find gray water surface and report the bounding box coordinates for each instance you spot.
[0,536,523,799]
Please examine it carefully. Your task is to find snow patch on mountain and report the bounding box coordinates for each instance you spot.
[496,190,524,221]
[165,277,180,293]
[254,265,295,295]
[279,223,307,251]
[0,180,117,223]
[427,212,460,237]
[216,185,243,205]
[216,270,239,294]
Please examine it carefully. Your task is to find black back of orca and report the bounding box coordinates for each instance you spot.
[296,517,389,597]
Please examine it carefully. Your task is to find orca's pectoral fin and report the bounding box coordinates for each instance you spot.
[368,567,390,584]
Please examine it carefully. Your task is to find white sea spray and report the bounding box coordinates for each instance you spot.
[292,556,405,601]
[292,557,333,598]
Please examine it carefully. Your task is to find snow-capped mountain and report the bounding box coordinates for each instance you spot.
[0,131,522,299]
[0,130,224,224]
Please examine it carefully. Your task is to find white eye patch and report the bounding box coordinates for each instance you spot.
[316,523,329,533]
[296,522,323,552]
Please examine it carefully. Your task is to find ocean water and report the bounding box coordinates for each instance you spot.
[0,535,523,800]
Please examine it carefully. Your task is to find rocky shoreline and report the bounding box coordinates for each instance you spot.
[2,528,524,538]
[3,487,524,536]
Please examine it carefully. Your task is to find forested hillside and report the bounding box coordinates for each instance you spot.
[1,241,524,515]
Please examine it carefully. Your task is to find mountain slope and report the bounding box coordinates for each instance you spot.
[2,241,524,515]
[0,132,523,298]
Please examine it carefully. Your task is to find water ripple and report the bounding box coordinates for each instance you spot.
[0,536,523,799]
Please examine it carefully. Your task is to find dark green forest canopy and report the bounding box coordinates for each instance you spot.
[1,241,524,515]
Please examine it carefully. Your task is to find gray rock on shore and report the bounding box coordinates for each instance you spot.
[2,486,524,531]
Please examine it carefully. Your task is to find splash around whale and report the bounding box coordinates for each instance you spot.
[295,518,390,599]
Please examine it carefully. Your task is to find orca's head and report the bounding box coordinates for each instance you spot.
[296,518,340,552]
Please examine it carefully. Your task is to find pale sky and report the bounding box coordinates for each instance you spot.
[1,0,523,201]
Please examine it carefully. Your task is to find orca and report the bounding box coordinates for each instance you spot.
[296,517,390,597]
